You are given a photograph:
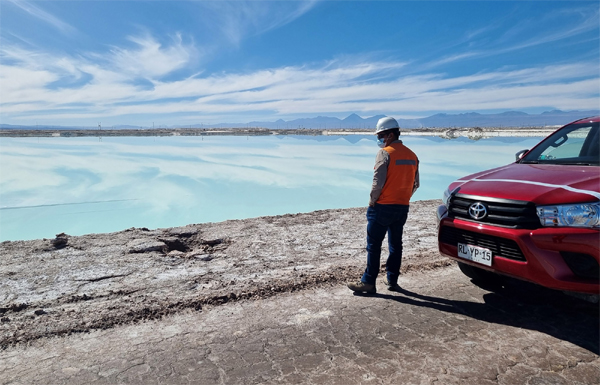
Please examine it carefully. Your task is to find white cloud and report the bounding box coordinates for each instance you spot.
[428,6,600,68]
[0,65,57,96]
[1,38,598,124]
[196,0,320,46]
[7,0,76,35]
[2,1,598,126]
[105,33,195,79]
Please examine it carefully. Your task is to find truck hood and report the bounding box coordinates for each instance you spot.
[448,163,600,205]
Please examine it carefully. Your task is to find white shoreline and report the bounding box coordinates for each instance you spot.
[322,127,558,138]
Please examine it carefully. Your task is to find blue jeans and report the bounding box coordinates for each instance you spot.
[361,204,409,285]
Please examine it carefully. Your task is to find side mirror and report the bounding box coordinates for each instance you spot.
[515,149,529,161]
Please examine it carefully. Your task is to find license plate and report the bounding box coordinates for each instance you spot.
[457,243,493,266]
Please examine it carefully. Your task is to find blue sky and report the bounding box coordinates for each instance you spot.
[1,0,599,127]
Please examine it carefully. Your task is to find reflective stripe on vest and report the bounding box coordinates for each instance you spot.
[377,142,418,205]
[395,159,417,166]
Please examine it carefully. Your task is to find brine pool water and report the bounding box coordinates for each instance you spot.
[0,134,544,242]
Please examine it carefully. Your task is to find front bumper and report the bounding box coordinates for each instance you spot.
[437,205,600,294]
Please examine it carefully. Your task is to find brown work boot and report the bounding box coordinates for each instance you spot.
[384,278,401,292]
[347,281,376,294]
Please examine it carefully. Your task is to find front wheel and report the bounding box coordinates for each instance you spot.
[458,262,505,288]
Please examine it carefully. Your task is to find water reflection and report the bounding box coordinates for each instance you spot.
[0,134,544,241]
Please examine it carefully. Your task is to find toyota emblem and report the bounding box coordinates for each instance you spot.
[468,202,488,220]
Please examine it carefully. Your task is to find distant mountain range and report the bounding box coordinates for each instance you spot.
[2,110,598,130]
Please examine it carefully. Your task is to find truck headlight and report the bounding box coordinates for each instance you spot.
[536,203,600,228]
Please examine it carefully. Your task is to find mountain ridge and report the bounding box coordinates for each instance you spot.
[2,110,598,130]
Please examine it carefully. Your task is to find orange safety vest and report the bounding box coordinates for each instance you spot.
[377,142,418,205]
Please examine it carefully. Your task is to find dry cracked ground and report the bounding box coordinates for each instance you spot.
[1,199,598,384]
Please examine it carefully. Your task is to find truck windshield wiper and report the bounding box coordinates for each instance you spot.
[556,162,596,166]
[519,160,538,164]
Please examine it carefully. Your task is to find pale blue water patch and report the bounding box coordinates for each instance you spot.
[0,134,544,241]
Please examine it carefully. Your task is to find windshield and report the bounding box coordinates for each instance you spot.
[520,122,599,166]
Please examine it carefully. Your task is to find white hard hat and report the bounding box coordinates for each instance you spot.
[375,117,400,135]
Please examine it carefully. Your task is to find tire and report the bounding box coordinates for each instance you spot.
[458,262,505,288]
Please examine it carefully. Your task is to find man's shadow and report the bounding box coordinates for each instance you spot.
[355,277,599,354]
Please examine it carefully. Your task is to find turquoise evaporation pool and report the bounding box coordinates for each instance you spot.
[0,134,544,241]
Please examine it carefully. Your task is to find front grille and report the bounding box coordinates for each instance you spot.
[561,252,599,280]
[440,226,526,261]
[448,194,540,229]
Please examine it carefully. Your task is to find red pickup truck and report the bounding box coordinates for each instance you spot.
[437,116,599,295]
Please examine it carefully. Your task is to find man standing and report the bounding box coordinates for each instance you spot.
[348,117,419,294]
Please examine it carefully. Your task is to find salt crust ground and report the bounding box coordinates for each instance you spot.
[1,199,598,385]
[0,200,447,348]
